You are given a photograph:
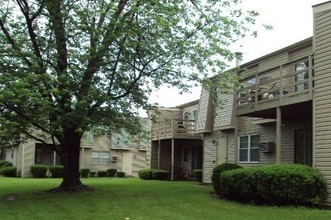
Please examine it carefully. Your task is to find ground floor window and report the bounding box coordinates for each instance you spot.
[182,147,190,163]
[91,151,109,165]
[239,135,260,162]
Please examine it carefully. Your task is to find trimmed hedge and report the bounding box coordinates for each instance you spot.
[219,164,328,205]
[48,165,64,178]
[117,171,125,177]
[80,168,90,178]
[211,163,242,194]
[1,166,16,177]
[0,161,13,175]
[107,169,117,177]
[30,165,48,178]
[97,171,107,177]
[138,169,154,180]
[152,170,170,180]
[90,171,96,177]
[192,169,203,182]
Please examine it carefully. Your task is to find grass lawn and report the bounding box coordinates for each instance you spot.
[0,177,330,220]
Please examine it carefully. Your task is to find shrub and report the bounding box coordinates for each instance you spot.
[192,169,203,182]
[211,163,242,194]
[152,170,170,180]
[80,168,90,178]
[48,165,64,178]
[0,162,13,175]
[1,166,17,177]
[30,165,48,178]
[89,171,96,177]
[97,171,107,177]
[107,168,117,177]
[138,169,154,180]
[117,171,125,177]
[0,160,9,167]
[220,164,328,205]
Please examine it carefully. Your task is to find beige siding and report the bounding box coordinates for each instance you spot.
[313,2,331,205]
[213,94,234,129]
[196,87,213,133]
[202,132,218,183]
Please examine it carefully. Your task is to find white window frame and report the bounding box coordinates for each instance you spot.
[91,151,109,165]
[238,135,260,163]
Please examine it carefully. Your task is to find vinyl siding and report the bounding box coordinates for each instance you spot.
[213,94,234,129]
[313,2,331,205]
[195,87,213,133]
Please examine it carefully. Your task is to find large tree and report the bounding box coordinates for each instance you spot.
[0,0,259,191]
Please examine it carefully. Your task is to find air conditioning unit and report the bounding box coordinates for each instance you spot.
[259,142,274,154]
[110,156,118,162]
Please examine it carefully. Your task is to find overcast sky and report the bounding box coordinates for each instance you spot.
[146,0,326,110]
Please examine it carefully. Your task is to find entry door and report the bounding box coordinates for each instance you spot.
[122,152,133,175]
[217,137,227,164]
[295,129,312,166]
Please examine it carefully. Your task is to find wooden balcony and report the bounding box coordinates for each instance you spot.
[236,55,314,117]
[151,119,202,141]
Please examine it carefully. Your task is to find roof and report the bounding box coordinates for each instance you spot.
[176,99,200,108]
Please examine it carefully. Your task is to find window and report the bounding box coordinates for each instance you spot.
[183,111,190,120]
[239,135,259,162]
[92,151,109,165]
[295,60,309,92]
[182,147,189,163]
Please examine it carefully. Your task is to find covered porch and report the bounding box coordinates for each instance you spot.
[150,139,203,180]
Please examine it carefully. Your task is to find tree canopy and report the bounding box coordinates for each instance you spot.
[0,0,260,190]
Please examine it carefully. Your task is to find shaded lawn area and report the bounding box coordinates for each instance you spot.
[0,177,330,220]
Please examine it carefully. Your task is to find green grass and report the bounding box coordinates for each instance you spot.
[0,177,330,220]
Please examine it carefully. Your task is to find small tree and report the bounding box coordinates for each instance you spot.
[0,0,260,192]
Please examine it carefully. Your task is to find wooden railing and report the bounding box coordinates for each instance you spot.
[236,55,314,114]
[151,119,199,140]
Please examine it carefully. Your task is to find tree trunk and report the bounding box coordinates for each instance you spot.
[51,128,92,192]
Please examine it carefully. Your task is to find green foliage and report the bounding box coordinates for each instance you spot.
[211,163,242,194]
[106,169,117,177]
[48,165,64,178]
[192,169,203,182]
[138,169,154,180]
[0,160,9,167]
[0,0,261,187]
[89,171,96,177]
[80,169,90,178]
[30,165,48,178]
[219,164,328,205]
[97,171,107,177]
[152,170,170,180]
[1,166,16,177]
[116,171,125,178]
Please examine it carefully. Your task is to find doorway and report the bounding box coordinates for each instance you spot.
[295,129,312,166]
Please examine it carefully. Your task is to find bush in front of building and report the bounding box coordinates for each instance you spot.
[80,168,90,178]
[0,160,9,167]
[1,166,17,177]
[138,169,154,180]
[107,168,117,177]
[97,171,107,177]
[192,169,203,182]
[152,170,170,180]
[48,165,64,178]
[89,171,96,177]
[219,164,328,205]
[116,171,125,177]
[211,163,242,194]
[30,165,48,178]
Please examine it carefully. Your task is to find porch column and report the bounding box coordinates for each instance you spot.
[81,145,85,168]
[171,138,175,180]
[53,151,56,166]
[276,107,282,163]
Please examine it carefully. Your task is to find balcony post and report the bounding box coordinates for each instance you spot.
[279,66,283,105]
[308,55,313,97]
[276,107,282,163]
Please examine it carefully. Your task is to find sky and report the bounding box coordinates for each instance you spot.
[147,0,327,110]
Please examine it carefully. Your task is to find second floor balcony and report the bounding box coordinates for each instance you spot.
[151,119,201,141]
[236,55,314,116]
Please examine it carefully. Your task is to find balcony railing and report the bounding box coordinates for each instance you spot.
[151,119,200,140]
[236,55,314,115]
